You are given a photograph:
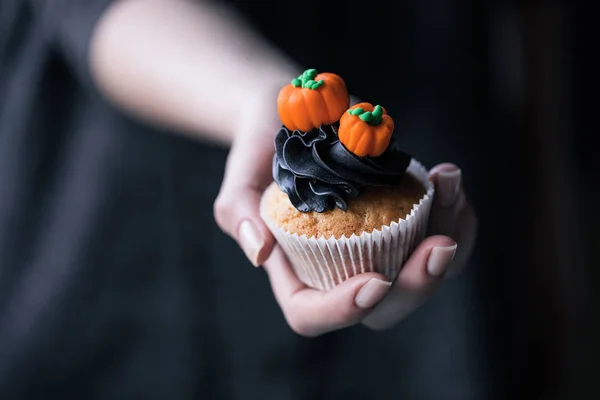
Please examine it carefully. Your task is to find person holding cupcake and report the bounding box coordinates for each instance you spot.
[0,0,479,398]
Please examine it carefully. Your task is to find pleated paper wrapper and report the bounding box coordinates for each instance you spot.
[261,159,435,291]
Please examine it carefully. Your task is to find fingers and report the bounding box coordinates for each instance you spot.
[428,163,464,236]
[263,246,392,337]
[447,202,478,277]
[428,163,478,277]
[214,103,280,266]
[429,163,463,208]
[362,235,456,330]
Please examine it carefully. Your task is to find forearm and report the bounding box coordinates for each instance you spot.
[90,0,298,146]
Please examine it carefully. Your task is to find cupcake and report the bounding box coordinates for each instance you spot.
[260,68,434,290]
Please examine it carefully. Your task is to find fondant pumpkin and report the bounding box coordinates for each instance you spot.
[338,102,394,157]
[277,69,349,132]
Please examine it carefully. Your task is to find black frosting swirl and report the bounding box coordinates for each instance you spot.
[273,124,412,213]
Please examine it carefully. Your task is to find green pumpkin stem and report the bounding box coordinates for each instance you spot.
[291,68,324,89]
[359,112,373,123]
[349,105,384,125]
[370,105,383,124]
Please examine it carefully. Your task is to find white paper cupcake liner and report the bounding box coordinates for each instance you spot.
[261,159,435,291]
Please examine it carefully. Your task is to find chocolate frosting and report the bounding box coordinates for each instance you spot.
[273,124,412,213]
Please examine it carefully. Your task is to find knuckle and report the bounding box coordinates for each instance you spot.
[400,274,429,291]
[213,195,233,233]
[285,315,314,338]
[328,305,359,326]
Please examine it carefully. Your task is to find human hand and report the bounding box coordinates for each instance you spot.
[213,87,281,268]
[214,91,477,336]
[361,163,478,329]
[267,164,477,336]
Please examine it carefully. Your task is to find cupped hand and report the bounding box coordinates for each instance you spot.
[214,94,477,336]
[361,163,478,329]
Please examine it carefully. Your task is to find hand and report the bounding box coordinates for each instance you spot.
[268,164,477,336]
[214,92,477,336]
[361,163,478,329]
[214,82,288,269]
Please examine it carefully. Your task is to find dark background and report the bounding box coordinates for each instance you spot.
[0,0,596,398]
[217,0,597,398]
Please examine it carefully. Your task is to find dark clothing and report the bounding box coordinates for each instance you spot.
[0,0,585,399]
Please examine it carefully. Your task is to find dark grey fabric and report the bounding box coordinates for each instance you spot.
[0,0,526,399]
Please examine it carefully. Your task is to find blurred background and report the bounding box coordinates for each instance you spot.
[1,0,596,399]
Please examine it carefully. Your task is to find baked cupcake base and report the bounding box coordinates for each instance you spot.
[260,159,435,290]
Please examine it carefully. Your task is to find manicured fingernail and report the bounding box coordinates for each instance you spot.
[355,278,392,309]
[427,244,457,276]
[437,169,462,207]
[238,220,265,267]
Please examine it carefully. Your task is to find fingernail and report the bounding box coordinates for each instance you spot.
[437,169,462,207]
[427,244,457,276]
[238,220,265,267]
[355,278,392,309]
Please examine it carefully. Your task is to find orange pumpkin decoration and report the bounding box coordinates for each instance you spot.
[338,102,394,157]
[277,68,349,132]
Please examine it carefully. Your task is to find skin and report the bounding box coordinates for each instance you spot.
[90,0,478,336]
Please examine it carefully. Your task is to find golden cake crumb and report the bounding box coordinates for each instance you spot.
[263,174,426,239]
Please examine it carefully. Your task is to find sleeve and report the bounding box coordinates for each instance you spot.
[31,0,115,85]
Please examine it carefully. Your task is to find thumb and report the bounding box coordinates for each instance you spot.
[214,105,279,267]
